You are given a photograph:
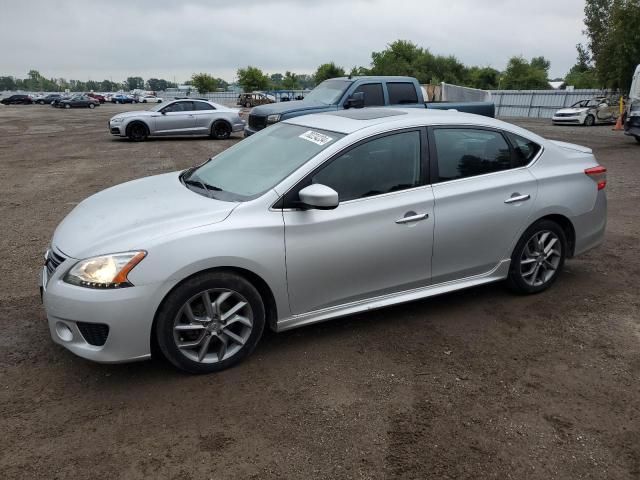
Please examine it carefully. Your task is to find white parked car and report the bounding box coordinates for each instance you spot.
[552,97,618,126]
[139,95,162,103]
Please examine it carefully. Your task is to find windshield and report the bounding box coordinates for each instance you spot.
[304,79,352,105]
[187,123,344,201]
[150,102,167,111]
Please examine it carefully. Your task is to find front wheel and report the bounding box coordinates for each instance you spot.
[64,103,71,109]
[584,115,595,127]
[245,102,251,108]
[127,122,148,142]
[155,272,266,374]
[507,220,567,294]
[211,120,232,140]
[88,103,95,109]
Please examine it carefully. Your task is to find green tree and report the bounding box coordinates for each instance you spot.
[564,44,600,88]
[466,66,500,90]
[0,76,17,90]
[270,73,283,89]
[125,76,144,91]
[313,62,345,84]
[500,56,550,90]
[236,66,270,91]
[190,73,218,93]
[282,71,299,89]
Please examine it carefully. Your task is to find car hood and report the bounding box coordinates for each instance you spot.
[110,110,158,120]
[52,172,238,259]
[251,99,335,116]
[555,107,589,115]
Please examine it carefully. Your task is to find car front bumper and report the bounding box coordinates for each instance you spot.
[41,262,160,363]
[108,120,127,137]
[552,115,583,124]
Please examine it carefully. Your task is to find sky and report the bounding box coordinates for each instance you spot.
[1,0,588,83]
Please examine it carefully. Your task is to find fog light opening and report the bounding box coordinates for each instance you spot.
[55,322,74,342]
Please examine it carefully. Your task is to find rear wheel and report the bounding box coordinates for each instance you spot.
[127,122,148,141]
[88,103,95,109]
[211,120,232,140]
[245,101,251,108]
[507,220,567,294]
[584,115,595,127]
[64,103,71,109]
[156,272,265,374]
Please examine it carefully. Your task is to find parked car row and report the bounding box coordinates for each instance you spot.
[552,97,619,126]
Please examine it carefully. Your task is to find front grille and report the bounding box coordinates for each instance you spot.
[248,114,267,131]
[555,113,576,118]
[45,249,66,277]
[77,322,110,346]
[110,127,120,135]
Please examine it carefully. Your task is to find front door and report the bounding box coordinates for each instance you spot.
[154,100,196,135]
[282,129,434,315]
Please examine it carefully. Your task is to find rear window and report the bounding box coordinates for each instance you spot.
[506,132,541,167]
[387,82,418,105]
[194,101,215,111]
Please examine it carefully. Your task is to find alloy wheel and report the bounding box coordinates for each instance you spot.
[173,289,253,364]
[520,230,562,287]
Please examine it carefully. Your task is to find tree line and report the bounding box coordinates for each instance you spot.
[0,70,178,93]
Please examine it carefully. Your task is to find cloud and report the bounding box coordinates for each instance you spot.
[1,0,586,82]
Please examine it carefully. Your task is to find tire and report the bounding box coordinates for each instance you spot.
[584,115,595,127]
[245,102,251,108]
[155,271,266,374]
[142,99,147,103]
[211,120,232,140]
[635,136,640,144]
[88,103,95,109]
[116,100,120,104]
[127,122,148,142]
[64,103,71,109]
[38,100,45,105]
[507,219,567,294]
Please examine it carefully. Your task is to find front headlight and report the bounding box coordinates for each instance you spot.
[111,117,123,123]
[64,251,146,289]
[267,114,281,124]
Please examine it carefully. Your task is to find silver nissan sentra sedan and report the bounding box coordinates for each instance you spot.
[41,108,607,373]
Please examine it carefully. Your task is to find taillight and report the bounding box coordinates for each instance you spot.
[585,166,607,190]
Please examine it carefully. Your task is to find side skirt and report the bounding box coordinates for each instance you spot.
[275,260,511,332]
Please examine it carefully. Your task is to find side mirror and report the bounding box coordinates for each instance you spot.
[298,184,339,210]
[344,92,365,109]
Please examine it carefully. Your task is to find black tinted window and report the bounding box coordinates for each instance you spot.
[388,82,418,104]
[353,83,384,107]
[506,132,541,167]
[311,131,421,201]
[434,128,512,182]
[194,101,215,111]
[163,101,193,112]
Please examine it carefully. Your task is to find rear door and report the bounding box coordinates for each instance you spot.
[282,128,434,315]
[429,127,539,284]
[153,101,197,135]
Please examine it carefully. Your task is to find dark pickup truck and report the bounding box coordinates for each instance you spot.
[245,76,494,136]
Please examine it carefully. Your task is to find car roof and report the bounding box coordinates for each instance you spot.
[283,108,546,143]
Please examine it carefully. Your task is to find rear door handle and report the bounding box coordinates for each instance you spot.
[504,194,530,204]
[395,213,429,224]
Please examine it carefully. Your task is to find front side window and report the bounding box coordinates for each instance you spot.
[311,131,422,201]
[433,128,512,182]
[387,82,419,105]
[353,83,385,107]
[190,123,344,200]
[162,101,193,113]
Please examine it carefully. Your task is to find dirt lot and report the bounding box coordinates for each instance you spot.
[0,104,638,479]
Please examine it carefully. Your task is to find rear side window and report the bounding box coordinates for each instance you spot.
[194,101,215,111]
[433,128,512,182]
[506,132,541,167]
[353,83,384,107]
[387,83,418,105]
[163,101,193,113]
[311,130,422,201]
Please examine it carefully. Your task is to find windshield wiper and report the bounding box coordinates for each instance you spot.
[183,176,222,198]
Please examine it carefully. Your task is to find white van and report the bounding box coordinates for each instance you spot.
[625,64,640,143]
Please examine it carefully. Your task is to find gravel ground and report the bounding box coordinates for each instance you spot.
[0,104,638,479]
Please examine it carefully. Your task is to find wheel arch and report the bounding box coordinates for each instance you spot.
[211,117,232,130]
[525,213,576,257]
[125,119,150,136]
[150,266,278,357]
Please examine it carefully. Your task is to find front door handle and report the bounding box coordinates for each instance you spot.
[395,213,429,224]
[504,194,530,204]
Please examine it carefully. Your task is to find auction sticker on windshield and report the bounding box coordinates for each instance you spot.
[299,130,333,146]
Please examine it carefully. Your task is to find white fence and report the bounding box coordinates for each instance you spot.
[490,89,614,118]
